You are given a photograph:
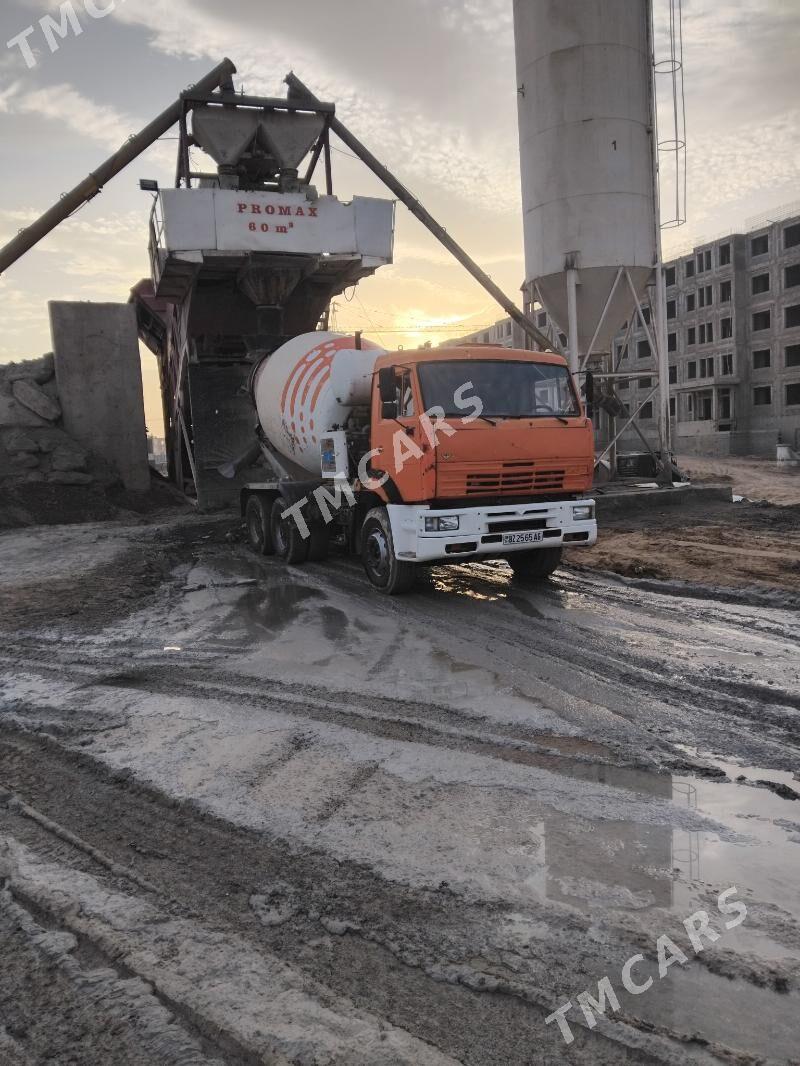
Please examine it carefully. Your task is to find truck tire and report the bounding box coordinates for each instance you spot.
[245,495,275,556]
[270,496,310,565]
[361,507,416,595]
[508,547,563,581]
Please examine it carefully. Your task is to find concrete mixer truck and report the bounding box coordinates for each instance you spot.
[240,332,597,593]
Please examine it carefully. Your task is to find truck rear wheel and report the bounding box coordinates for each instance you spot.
[508,547,563,581]
[245,495,275,556]
[361,508,416,595]
[270,496,310,565]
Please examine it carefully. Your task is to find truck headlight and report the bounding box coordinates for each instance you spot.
[424,516,460,532]
[572,504,595,521]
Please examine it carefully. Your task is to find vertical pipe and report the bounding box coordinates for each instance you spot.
[655,265,672,465]
[566,268,580,378]
[646,0,673,481]
[324,129,333,196]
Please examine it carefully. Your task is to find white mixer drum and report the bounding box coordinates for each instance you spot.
[252,332,384,477]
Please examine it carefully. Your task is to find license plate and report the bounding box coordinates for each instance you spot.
[502,530,545,547]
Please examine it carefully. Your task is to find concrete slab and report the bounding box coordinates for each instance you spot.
[593,482,732,520]
[50,302,150,494]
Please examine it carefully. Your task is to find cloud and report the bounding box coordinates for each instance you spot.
[0,79,21,112]
[11,82,134,147]
[0,76,175,172]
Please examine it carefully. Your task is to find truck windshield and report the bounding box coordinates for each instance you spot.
[417,360,580,419]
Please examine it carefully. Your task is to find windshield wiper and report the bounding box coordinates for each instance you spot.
[499,414,573,424]
[473,414,498,427]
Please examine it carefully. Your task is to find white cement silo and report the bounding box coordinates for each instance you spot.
[514,0,659,365]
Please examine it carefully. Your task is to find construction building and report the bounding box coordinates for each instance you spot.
[444,205,800,458]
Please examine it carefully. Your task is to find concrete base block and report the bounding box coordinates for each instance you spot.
[50,302,150,494]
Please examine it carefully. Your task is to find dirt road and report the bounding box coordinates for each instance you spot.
[1,516,799,1065]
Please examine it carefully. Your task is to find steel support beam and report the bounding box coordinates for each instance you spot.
[285,71,553,352]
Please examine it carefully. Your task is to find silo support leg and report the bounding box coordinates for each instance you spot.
[566,268,580,379]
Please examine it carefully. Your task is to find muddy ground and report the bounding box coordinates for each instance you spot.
[0,507,799,1065]
[570,458,800,597]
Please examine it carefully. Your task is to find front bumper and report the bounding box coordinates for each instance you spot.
[386,500,597,564]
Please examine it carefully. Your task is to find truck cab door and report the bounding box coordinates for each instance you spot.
[371,367,430,503]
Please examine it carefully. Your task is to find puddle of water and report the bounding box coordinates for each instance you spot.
[237,584,325,636]
[494,759,800,1058]
[612,955,799,1063]
[674,744,800,795]
[491,756,800,939]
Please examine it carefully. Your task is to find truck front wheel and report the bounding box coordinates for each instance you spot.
[507,547,563,581]
[245,495,274,556]
[270,496,310,565]
[361,508,416,595]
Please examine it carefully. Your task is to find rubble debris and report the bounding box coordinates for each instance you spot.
[3,353,55,385]
[0,358,103,498]
[2,430,38,454]
[11,379,61,422]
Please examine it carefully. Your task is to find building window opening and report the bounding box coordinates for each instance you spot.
[751,234,769,257]
[752,273,770,295]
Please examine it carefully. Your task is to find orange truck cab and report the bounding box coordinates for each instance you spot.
[357,345,597,591]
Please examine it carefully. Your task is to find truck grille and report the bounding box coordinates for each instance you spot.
[438,461,566,497]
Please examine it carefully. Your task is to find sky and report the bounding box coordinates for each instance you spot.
[1,0,799,436]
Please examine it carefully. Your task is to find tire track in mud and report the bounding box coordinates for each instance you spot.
[0,646,678,788]
[0,882,231,1066]
[4,545,799,773]
[0,726,687,1066]
[329,561,800,758]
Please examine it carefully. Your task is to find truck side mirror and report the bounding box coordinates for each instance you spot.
[378,366,396,403]
[378,367,398,419]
